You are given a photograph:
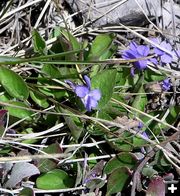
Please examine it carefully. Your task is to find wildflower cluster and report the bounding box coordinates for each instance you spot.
[121,38,180,74]
[121,37,179,92]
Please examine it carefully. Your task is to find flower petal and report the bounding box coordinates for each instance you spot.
[160,41,172,51]
[85,96,98,111]
[148,58,158,65]
[84,75,91,89]
[154,47,164,56]
[162,78,171,91]
[130,67,135,77]
[122,50,137,60]
[65,80,75,89]
[75,85,89,98]
[137,45,150,56]
[129,41,138,51]
[161,54,173,64]
[134,60,147,70]
[89,89,101,101]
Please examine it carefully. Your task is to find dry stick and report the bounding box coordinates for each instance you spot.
[170,0,176,39]
[0,0,43,22]
[73,0,128,34]
[1,101,179,166]
[111,98,180,168]
[7,105,55,130]
[134,0,162,34]
[34,0,52,29]
[1,9,82,55]
[0,153,70,163]
[11,187,85,194]
[0,139,63,163]
[75,0,175,58]
[111,98,179,132]
[0,101,179,147]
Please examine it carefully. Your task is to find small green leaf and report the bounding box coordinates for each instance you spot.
[42,64,61,78]
[19,187,34,196]
[32,29,47,54]
[86,178,106,191]
[38,143,62,173]
[61,28,80,50]
[133,134,148,147]
[4,101,33,120]
[106,132,133,152]
[145,69,165,82]
[107,167,131,195]
[91,69,117,108]
[22,128,38,144]
[75,163,83,187]
[60,108,83,140]
[30,91,49,108]
[0,66,29,100]
[132,85,147,114]
[104,152,137,175]
[36,169,74,190]
[87,33,115,60]
[142,167,158,178]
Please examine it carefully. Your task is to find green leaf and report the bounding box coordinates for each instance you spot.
[4,101,33,120]
[116,68,127,86]
[38,143,62,173]
[36,169,74,190]
[42,64,61,78]
[106,132,133,151]
[61,28,80,50]
[132,85,147,114]
[99,44,117,60]
[19,187,34,196]
[32,29,47,54]
[60,107,83,140]
[133,134,148,147]
[149,106,180,135]
[22,128,38,144]
[106,167,131,195]
[91,69,117,108]
[75,163,83,187]
[104,152,137,175]
[30,91,49,108]
[86,178,106,191]
[0,66,29,100]
[142,167,158,178]
[87,33,115,60]
[145,69,165,82]
[164,106,180,127]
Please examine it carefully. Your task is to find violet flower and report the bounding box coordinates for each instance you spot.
[161,78,171,91]
[152,39,174,64]
[152,38,180,64]
[66,75,101,112]
[122,42,155,76]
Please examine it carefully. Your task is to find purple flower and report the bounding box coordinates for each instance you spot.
[122,42,155,76]
[152,39,174,64]
[138,122,143,129]
[161,78,171,91]
[151,38,180,64]
[66,76,101,112]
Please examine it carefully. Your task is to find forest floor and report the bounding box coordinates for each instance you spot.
[0,0,179,196]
